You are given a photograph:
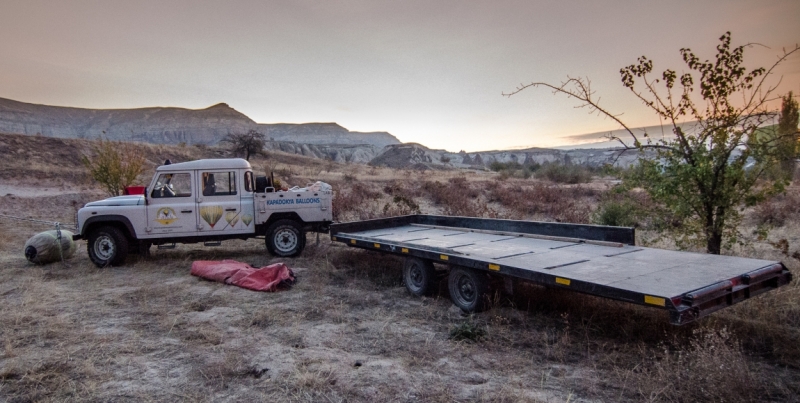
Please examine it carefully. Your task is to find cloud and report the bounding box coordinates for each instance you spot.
[559,123,697,146]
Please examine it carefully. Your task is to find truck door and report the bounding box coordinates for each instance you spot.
[145,171,197,236]
[240,170,256,233]
[196,169,250,235]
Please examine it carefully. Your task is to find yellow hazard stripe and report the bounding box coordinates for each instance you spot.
[555,277,570,286]
[644,295,666,306]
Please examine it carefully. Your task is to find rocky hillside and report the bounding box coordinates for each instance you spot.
[0,96,644,169]
[260,123,398,148]
[368,143,645,169]
[264,141,384,164]
[0,97,400,148]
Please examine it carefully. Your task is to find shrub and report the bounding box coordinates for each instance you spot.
[628,327,757,403]
[489,161,522,172]
[382,195,421,217]
[489,182,596,223]
[593,188,682,232]
[81,138,146,197]
[449,318,486,342]
[592,200,640,227]
[751,188,800,227]
[536,162,593,184]
[331,181,384,222]
[421,178,495,217]
[598,163,626,178]
[489,161,538,179]
[383,180,423,198]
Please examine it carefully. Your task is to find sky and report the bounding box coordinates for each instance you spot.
[1,0,798,152]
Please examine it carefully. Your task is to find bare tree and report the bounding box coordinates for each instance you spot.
[505,32,799,254]
[222,130,266,161]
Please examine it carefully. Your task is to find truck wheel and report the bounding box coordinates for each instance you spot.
[403,257,437,296]
[448,267,489,313]
[265,219,305,257]
[87,226,129,267]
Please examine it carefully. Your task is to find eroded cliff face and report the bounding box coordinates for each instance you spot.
[0,98,255,144]
[366,143,645,169]
[0,96,643,168]
[259,123,399,148]
[264,141,385,164]
[0,97,401,148]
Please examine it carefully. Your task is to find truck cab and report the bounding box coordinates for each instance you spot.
[76,158,332,267]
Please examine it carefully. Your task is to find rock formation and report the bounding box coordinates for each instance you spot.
[0,97,401,148]
[0,96,647,168]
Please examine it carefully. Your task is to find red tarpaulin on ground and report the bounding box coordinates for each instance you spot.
[190,260,295,292]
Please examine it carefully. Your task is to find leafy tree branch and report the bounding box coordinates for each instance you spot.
[506,32,799,254]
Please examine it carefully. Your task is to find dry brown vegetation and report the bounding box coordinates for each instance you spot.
[1,133,799,402]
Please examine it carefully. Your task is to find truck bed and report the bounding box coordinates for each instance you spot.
[330,215,792,325]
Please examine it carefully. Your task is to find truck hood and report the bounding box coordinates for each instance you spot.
[84,195,145,207]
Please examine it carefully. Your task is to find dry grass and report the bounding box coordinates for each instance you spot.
[751,186,800,227]
[1,133,799,402]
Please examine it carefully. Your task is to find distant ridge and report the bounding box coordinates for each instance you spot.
[0,96,649,168]
[258,122,399,148]
[0,97,401,148]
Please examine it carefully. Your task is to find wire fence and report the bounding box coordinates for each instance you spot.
[0,213,76,230]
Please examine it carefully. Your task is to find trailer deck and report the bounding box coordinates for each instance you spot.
[331,215,792,325]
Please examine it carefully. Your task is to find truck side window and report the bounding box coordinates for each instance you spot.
[244,171,254,193]
[151,173,191,198]
[202,171,237,196]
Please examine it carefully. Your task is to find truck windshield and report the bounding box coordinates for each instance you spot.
[151,173,192,198]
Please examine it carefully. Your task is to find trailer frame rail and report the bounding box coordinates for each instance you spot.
[331,215,792,325]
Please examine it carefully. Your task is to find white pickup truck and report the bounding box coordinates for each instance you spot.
[75,158,333,267]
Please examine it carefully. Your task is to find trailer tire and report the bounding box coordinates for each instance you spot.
[266,219,305,257]
[87,226,129,267]
[403,257,437,296]
[448,267,489,313]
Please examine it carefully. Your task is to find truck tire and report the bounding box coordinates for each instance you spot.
[403,257,437,296]
[87,226,129,267]
[448,266,489,313]
[265,219,305,257]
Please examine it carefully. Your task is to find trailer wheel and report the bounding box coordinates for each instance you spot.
[87,226,129,267]
[403,257,436,296]
[448,267,489,313]
[266,219,305,257]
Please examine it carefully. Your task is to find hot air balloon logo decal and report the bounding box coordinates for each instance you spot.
[200,205,223,228]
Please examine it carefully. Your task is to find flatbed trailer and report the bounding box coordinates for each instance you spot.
[330,215,792,325]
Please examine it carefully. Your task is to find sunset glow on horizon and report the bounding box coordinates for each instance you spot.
[1,0,798,152]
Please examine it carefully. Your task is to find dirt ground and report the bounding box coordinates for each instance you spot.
[1,133,799,402]
[0,225,601,402]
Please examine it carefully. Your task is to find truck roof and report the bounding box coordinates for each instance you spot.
[156,158,252,172]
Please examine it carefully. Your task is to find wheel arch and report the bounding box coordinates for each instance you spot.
[82,215,136,240]
[257,212,304,235]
